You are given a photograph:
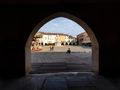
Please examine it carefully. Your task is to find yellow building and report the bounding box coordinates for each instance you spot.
[32,32,76,47]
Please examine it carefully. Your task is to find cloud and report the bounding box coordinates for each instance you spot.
[39,17,85,37]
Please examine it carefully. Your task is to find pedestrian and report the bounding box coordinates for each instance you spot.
[49,45,52,51]
[66,48,71,54]
[51,45,54,51]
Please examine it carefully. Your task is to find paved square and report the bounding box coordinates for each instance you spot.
[31,46,92,74]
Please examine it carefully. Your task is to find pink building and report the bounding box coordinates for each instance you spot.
[77,32,91,46]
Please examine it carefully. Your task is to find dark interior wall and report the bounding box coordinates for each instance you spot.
[0,3,120,78]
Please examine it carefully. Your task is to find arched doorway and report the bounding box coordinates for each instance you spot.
[25,12,99,75]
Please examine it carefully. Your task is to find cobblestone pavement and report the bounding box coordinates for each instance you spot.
[31,46,92,74]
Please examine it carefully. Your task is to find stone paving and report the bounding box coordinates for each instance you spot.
[33,45,92,52]
[0,72,118,90]
[0,46,119,90]
[31,46,92,74]
[31,52,91,64]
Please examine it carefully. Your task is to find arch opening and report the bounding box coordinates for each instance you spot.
[25,12,99,75]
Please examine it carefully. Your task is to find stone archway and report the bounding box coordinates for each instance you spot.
[25,12,99,75]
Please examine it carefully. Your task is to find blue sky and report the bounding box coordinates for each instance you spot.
[38,17,85,37]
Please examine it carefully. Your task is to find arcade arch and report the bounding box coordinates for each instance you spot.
[25,12,99,75]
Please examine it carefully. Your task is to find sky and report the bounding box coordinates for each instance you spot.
[38,17,85,37]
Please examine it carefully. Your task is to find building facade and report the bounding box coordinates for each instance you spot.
[31,32,77,50]
[77,32,91,46]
